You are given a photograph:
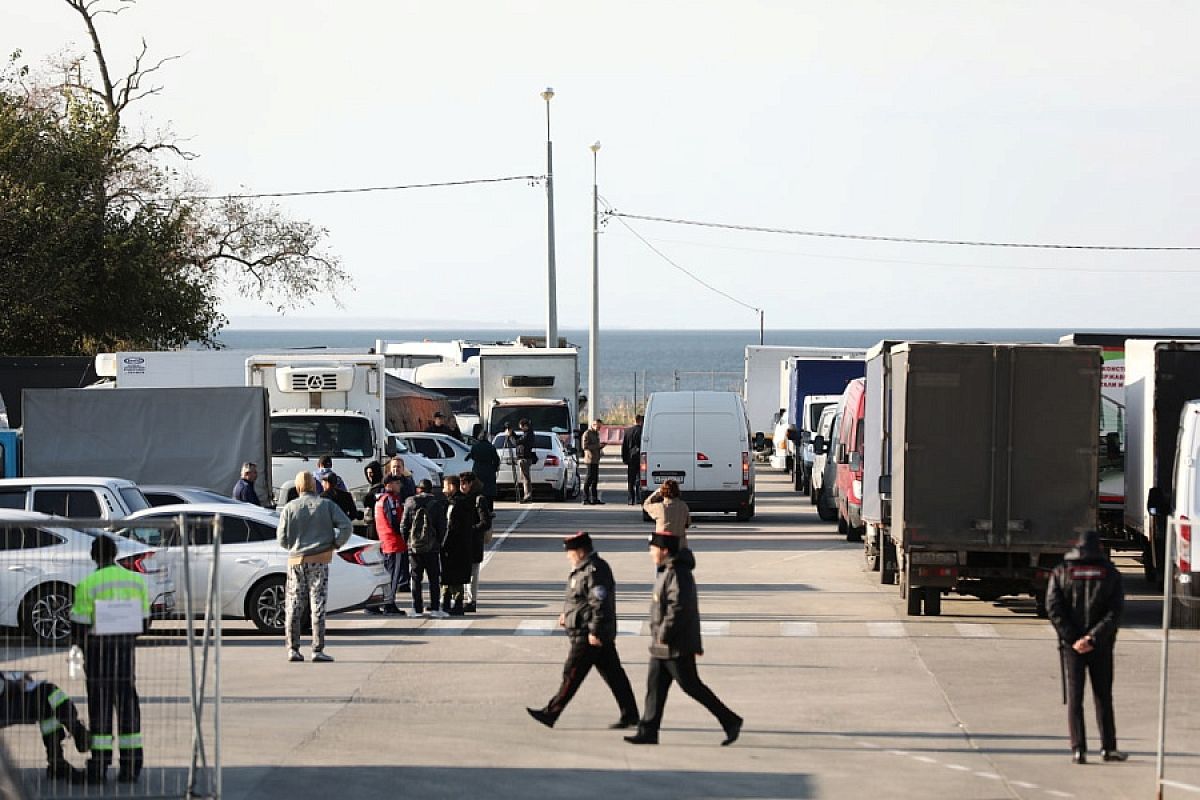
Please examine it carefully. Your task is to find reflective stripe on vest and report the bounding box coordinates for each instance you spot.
[91,734,114,751]
[47,688,69,709]
[117,732,143,750]
[39,718,62,736]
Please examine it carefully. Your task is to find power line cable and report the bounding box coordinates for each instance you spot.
[185,174,545,201]
[600,197,760,314]
[604,211,1200,252]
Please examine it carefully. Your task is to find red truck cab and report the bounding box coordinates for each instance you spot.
[834,378,867,541]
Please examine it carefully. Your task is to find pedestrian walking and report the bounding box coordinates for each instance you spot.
[232,462,262,506]
[526,532,639,729]
[401,479,448,618]
[460,471,494,613]
[441,476,475,615]
[69,534,149,783]
[466,425,502,500]
[626,533,742,746]
[320,471,362,522]
[514,418,537,503]
[582,418,606,505]
[621,415,644,505]
[1046,529,1126,764]
[276,471,353,663]
[373,475,410,616]
[0,671,89,783]
[643,479,691,548]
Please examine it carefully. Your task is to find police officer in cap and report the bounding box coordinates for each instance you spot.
[527,532,639,729]
[1046,529,1126,764]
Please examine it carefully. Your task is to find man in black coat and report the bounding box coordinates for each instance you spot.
[626,534,742,746]
[1046,530,1126,764]
[527,532,639,729]
[620,415,644,505]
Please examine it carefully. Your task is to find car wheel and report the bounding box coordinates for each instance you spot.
[817,491,837,522]
[22,583,74,646]
[247,576,288,634]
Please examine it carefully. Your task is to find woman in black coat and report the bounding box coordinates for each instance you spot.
[440,477,476,615]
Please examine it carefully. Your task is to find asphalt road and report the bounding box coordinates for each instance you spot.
[5,457,1197,799]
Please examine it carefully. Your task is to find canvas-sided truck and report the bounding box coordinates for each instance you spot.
[774,354,866,493]
[478,349,580,441]
[869,342,1099,617]
[246,354,386,507]
[21,386,273,499]
[1124,340,1200,587]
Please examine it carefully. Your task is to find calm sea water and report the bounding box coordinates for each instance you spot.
[212,328,1198,416]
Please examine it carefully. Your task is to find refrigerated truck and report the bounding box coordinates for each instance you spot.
[478,349,580,438]
[1124,340,1200,585]
[869,342,1099,616]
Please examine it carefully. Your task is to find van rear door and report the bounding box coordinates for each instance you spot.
[694,411,741,492]
[647,400,695,488]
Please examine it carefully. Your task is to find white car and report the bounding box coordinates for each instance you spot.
[391,432,472,477]
[384,434,443,485]
[122,503,390,634]
[0,510,175,644]
[141,485,244,508]
[493,431,580,501]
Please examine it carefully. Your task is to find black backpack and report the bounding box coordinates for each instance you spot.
[408,504,438,554]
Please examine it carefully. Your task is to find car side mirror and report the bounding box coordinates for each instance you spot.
[812,435,826,455]
[1148,486,1168,516]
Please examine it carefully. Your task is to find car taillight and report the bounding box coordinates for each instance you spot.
[543,454,560,466]
[640,453,648,488]
[118,551,160,574]
[742,452,749,487]
[1180,516,1192,574]
[339,545,376,566]
[696,452,710,461]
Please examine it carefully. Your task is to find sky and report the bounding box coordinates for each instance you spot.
[4,1,1199,331]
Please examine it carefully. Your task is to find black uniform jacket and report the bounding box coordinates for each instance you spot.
[648,548,703,658]
[1046,548,1124,649]
[562,552,619,642]
[621,424,642,466]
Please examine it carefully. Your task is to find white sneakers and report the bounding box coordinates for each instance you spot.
[428,609,450,619]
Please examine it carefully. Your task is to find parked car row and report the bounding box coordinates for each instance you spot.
[0,476,390,643]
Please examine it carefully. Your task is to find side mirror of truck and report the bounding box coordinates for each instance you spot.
[753,431,766,451]
[786,427,800,443]
[836,443,847,463]
[878,475,892,499]
[384,439,397,458]
[812,435,826,456]
[1147,486,1168,516]
[849,451,862,472]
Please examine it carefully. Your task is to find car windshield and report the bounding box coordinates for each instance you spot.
[272,417,373,458]
[489,406,570,436]
[119,487,150,513]
[493,433,554,450]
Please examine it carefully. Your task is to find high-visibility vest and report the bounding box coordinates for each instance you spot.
[69,564,149,627]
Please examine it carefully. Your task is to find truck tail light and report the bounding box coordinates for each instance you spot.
[640,453,647,488]
[742,452,750,487]
[1180,516,1192,574]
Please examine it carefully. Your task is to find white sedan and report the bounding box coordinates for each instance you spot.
[122,503,390,634]
[0,510,175,645]
[492,431,580,501]
[391,432,472,477]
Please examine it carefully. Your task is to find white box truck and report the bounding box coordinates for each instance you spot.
[246,354,387,505]
[477,349,580,438]
[743,346,865,451]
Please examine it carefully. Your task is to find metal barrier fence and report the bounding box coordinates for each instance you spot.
[0,515,221,799]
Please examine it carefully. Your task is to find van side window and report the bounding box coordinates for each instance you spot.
[0,489,25,510]
[32,490,102,518]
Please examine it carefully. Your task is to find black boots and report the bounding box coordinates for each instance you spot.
[45,731,86,783]
[1101,749,1128,762]
[721,716,744,746]
[526,707,556,728]
[1072,748,1087,764]
[449,595,465,616]
[624,731,658,745]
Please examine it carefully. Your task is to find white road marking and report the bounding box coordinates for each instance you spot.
[1045,790,1074,798]
[515,620,557,636]
[618,619,644,636]
[1161,780,1200,794]
[943,764,971,772]
[974,772,1002,780]
[422,620,472,636]
[480,505,535,569]
[954,623,999,639]
[887,749,910,756]
[912,755,939,764]
[702,620,730,636]
[856,741,881,749]
[781,622,819,637]
[868,622,906,638]
[1011,780,1039,789]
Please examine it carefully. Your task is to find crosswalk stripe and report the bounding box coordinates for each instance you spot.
[702,621,730,636]
[422,620,472,636]
[1132,628,1163,641]
[618,620,644,636]
[515,620,557,636]
[867,622,906,638]
[954,623,999,639]
[781,622,819,637]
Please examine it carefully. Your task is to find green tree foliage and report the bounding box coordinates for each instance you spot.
[0,1,345,356]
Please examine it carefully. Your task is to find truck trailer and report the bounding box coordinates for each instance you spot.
[773,353,866,492]
[477,349,580,438]
[866,342,1099,616]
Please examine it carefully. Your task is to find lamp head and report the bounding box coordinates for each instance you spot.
[541,87,555,102]
[590,140,601,154]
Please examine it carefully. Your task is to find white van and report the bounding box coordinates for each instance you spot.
[1149,399,1200,627]
[640,391,755,521]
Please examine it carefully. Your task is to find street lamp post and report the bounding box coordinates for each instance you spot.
[589,141,601,423]
[542,88,558,349]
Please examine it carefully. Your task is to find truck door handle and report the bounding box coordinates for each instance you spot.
[235,558,267,567]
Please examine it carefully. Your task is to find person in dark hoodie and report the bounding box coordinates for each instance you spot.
[626,533,742,747]
[1046,530,1126,765]
[401,479,448,618]
[319,472,361,522]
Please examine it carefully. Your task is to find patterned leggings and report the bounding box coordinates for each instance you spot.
[286,562,329,653]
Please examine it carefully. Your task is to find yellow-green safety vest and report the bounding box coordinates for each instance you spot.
[69,564,149,627]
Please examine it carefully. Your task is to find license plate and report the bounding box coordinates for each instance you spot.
[652,471,686,485]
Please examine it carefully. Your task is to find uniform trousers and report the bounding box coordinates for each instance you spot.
[0,679,84,763]
[1064,645,1117,752]
[85,639,142,772]
[544,637,638,721]
[584,462,600,500]
[408,552,442,613]
[638,653,738,736]
[626,462,640,502]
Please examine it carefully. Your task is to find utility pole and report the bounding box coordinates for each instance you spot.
[589,141,601,422]
[541,88,558,348]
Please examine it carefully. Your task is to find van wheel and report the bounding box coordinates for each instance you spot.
[735,503,754,522]
[846,524,864,543]
[903,575,922,617]
[816,492,837,522]
[22,583,74,645]
[1171,572,1200,628]
[923,587,941,616]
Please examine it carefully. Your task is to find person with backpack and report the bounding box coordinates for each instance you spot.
[401,479,449,618]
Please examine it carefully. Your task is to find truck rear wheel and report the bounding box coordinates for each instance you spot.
[923,587,941,616]
[1171,572,1200,629]
[905,584,922,616]
[816,491,837,521]
[880,539,897,585]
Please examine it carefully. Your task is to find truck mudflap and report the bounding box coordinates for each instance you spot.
[904,550,1064,601]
